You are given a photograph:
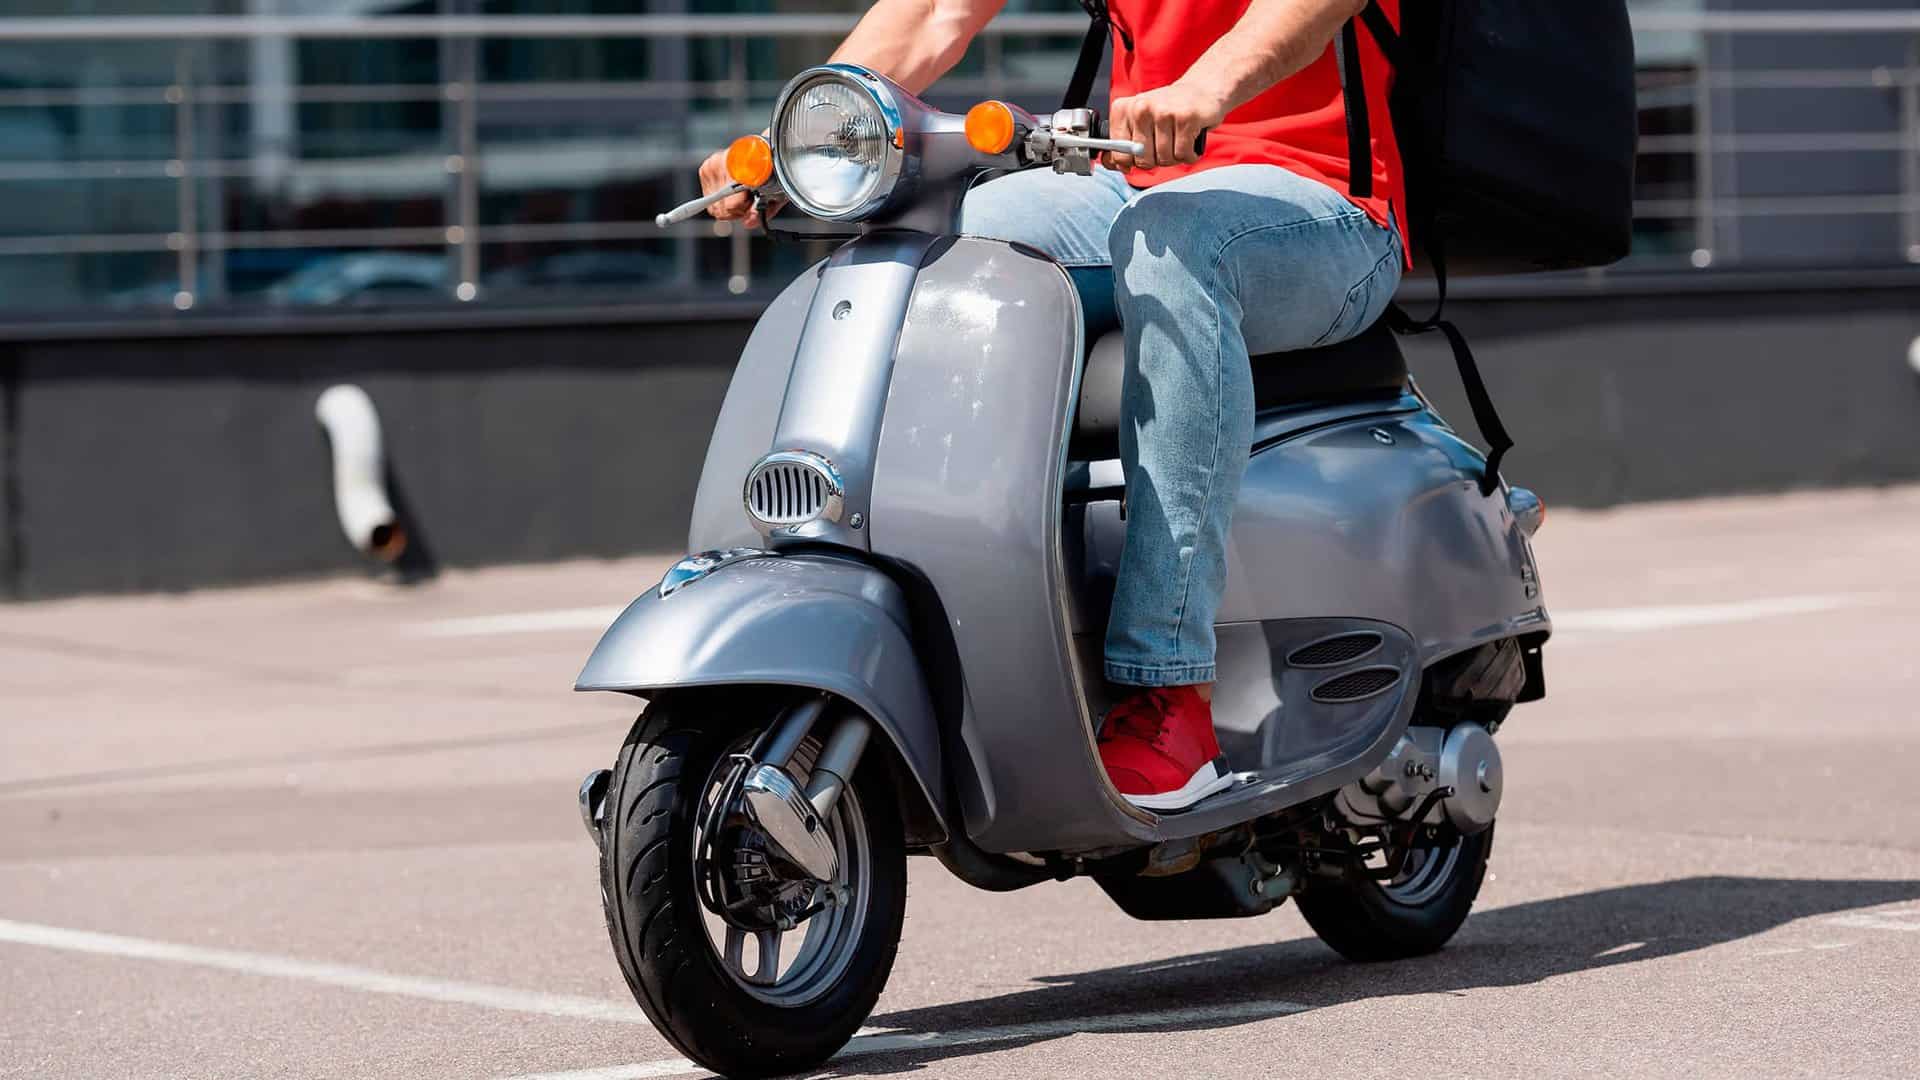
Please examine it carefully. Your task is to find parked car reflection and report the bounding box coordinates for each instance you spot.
[265,252,449,307]
[484,249,679,293]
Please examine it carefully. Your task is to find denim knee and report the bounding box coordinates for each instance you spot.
[1107,193,1223,303]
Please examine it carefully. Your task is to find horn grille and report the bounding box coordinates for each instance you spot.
[744,451,844,530]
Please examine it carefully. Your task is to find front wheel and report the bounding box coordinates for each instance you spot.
[597,692,906,1078]
[1295,824,1493,962]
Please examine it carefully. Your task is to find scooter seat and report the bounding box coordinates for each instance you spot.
[1073,319,1408,457]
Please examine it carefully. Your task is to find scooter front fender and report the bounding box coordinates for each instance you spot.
[574,553,946,840]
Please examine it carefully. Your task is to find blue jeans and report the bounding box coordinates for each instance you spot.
[961,164,1404,687]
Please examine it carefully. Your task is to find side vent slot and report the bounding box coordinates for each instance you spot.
[1311,666,1401,704]
[1288,631,1384,669]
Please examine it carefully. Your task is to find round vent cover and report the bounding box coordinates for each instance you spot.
[1311,666,1402,703]
[744,450,844,531]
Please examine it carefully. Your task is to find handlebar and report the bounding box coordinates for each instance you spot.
[652,114,1210,229]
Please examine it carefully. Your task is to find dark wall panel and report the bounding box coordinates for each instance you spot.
[4,283,1917,599]
[1401,286,1920,507]
[10,320,748,598]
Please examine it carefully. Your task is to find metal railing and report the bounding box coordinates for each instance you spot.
[0,8,1914,322]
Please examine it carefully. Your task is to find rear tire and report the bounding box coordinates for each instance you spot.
[597,692,906,1078]
[1295,824,1493,962]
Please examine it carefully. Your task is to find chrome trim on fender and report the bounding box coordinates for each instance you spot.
[659,547,770,598]
[1507,486,1545,536]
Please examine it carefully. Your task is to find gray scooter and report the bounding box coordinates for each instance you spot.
[575,64,1551,1079]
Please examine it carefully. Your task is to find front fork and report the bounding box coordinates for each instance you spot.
[578,693,875,885]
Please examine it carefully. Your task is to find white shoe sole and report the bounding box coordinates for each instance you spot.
[1122,760,1237,812]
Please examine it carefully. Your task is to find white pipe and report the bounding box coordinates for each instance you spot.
[314,384,406,562]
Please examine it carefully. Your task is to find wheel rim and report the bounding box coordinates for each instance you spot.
[1378,837,1464,906]
[691,733,872,1007]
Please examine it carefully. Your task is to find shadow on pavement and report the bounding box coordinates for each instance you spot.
[829,876,1920,1076]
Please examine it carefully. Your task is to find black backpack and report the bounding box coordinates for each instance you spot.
[1343,0,1639,275]
[1065,0,1640,492]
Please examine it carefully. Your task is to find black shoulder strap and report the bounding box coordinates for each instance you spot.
[1359,0,1402,67]
[1334,20,1372,199]
[1349,1,1513,494]
[1385,239,1514,496]
[1064,0,1115,111]
[1337,1,1401,202]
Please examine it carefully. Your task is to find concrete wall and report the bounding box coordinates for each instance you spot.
[2,280,1916,600]
[0,316,748,599]
[1401,282,1920,506]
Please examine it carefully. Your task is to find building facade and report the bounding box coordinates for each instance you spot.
[0,1,1915,324]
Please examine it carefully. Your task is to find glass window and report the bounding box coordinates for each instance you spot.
[0,1,1912,323]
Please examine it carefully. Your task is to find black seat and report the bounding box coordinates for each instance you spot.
[1073,319,1408,456]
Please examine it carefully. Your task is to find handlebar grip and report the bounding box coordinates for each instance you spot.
[654,182,748,229]
[1194,128,1210,157]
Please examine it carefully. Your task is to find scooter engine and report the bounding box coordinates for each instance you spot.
[1333,721,1503,837]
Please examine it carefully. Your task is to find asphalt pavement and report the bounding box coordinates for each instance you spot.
[3,486,1918,1079]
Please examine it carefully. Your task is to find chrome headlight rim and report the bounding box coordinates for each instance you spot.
[770,65,905,223]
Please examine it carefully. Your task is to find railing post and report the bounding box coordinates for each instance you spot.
[1903,37,1919,263]
[727,34,749,295]
[450,22,480,301]
[1691,33,1716,269]
[170,46,198,310]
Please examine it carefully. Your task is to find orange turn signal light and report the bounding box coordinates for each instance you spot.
[725,134,774,188]
[964,100,1017,155]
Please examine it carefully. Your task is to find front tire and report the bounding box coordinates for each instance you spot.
[598,692,906,1078]
[1295,824,1493,962]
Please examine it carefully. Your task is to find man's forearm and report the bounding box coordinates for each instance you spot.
[827,0,1006,96]
[1182,0,1367,117]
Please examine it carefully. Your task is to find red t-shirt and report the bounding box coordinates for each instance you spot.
[1107,0,1405,257]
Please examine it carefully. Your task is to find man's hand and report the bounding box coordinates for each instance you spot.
[698,146,760,229]
[1105,80,1229,172]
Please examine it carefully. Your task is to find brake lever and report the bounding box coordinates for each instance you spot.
[1048,133,1148,158]
[655,182,748,229]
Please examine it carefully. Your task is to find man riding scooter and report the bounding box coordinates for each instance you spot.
[696,0,1404,811]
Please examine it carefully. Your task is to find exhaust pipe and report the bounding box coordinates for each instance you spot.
[315,384,407,562]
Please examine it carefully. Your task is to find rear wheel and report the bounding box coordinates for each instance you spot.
[1295,824,1493,962]
[597,692,906,1078]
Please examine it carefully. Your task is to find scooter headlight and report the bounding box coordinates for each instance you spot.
[772,68,903,221]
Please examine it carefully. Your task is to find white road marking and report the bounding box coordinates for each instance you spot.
[1825,910,1920,933]
[0,918,647,1024]
[1593,941,1646,957]
[510,1066,699,1080]
[1550,593,1881,635]
[502,996,1316,1080]
[410,606,625,638]
[412,592,1887,641]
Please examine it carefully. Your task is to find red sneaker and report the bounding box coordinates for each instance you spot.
[1097,686,1235,811]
